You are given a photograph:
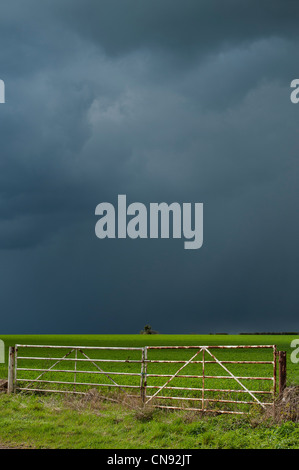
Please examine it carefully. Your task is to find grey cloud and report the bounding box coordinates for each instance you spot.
[47,0,299,58]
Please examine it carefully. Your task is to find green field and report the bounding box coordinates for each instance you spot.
[1,335,299,408]
[0,335,298,449]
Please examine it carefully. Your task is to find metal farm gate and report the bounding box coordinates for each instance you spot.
[143,345,277,415]
[8,344,285,415]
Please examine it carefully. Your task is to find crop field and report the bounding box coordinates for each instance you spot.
[1,334,298,414]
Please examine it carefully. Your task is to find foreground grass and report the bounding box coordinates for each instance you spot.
[0,392,298,449]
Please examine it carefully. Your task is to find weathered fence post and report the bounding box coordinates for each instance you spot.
[278,351,287,396]
[140,347,145,403]
[74,348,78,392]
[273,345,277,396]
[273,345,277,417]
[143,347,148,404]
[202,349,205,412]
[14,346,18,393]
[7,347,15,394]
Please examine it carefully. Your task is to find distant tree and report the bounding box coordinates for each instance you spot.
[140,324,159,335]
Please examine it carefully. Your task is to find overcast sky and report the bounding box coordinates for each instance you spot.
[0,1,298,333]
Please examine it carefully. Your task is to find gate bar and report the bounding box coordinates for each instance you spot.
[145,348,203,405]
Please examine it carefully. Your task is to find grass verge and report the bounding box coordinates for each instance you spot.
[0,391,298,449]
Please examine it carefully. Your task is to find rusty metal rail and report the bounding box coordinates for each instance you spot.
[8,344,280,415]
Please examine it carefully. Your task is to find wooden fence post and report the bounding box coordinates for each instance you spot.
[143,347,148,404]
[140,347,145,403]
[202,349,205,411]
[278,351,287,396]
[74,348,78,392]
[7,346,15,394]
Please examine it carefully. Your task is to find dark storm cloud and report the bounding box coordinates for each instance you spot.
[48,0,299,57]
[0,1,298,333]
